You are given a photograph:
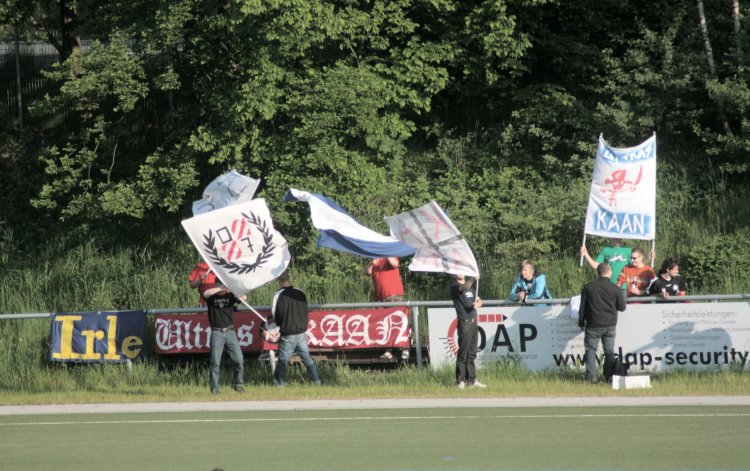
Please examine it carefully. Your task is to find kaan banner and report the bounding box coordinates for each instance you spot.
[428,302,750,372]
[49,310,147,363]
[583,134,656,240]
[155,307,411,354]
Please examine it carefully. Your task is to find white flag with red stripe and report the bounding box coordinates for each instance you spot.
[386,201,479,277]
[181,199,290,294]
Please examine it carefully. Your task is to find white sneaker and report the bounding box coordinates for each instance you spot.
[379,351,393,360]
[469,380,487,388]
[457,381,466,389]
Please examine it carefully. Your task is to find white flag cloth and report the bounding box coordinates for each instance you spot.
[583,134,656,240]
[182,199,290,294]
[192,170,260,216]
[386,201,479,277]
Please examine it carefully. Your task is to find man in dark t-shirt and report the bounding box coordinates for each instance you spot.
[202,281,246,395]
[451,274,486,389]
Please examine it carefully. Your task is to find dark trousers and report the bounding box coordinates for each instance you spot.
[583,325,616,383]
[456,318,478,384]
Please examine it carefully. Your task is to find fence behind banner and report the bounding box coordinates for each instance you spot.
[2,294,750,370]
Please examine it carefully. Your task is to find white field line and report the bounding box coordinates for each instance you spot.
[2,396,750,416]
[2,412,750,427]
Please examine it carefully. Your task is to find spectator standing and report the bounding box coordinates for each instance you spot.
[451,274,486,389]
[364,257,407,360]
[648,258,687,299]
[509,260,552,302]
[579,263,627,383]
[580,238,631,283]
[189,261,211,307]
[202,281,246,395]
[272,270,321,387]
[616,247,656,297]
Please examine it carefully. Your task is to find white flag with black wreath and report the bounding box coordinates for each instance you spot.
[181,199,290,295]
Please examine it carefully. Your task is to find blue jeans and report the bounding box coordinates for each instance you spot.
[210,328,244,392]
[456,318,478,384]
[583,325,616,383]
[274,333,321,386]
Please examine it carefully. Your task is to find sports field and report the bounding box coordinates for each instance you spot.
[1,399,749,471]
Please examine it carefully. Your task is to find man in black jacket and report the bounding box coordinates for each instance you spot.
[272,270,321,387]
[579,262,627,383]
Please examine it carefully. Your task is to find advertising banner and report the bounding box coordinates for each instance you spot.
[428,302,750,372]
[155,306,411,354]
[49,310,147,363]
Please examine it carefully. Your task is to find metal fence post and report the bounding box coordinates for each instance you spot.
[14,25,24,132]
[411,305,422,369]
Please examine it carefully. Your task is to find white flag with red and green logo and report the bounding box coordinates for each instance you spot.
[584,134,656,240]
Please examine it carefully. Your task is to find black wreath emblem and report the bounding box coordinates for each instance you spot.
[202,211,276,274]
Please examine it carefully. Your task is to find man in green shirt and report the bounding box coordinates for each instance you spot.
[580,238,632,283]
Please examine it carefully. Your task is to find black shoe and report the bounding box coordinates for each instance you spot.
[233,385,246,393]
[211,389,220,395]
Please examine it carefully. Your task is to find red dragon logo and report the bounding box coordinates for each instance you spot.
[601,165,643,207]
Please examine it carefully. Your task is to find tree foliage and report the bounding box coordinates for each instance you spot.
[1,0,749,270]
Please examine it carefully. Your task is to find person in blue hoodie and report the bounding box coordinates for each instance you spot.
[509,260,552,303]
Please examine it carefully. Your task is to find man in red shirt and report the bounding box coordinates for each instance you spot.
[364,257,407,360]
[616,248,656,298]
[189,261,213,307]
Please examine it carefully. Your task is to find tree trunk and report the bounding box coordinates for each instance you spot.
[697,0,732,135]
[59,0,81,62]
[733,0,742,65]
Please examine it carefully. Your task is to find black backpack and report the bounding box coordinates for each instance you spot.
[604,354,630,383]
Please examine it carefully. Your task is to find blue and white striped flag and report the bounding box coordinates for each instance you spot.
[283,189,415,258]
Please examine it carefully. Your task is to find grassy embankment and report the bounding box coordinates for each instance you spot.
[0,170,748,404]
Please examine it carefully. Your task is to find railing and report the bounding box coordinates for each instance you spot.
[3,294,749,368]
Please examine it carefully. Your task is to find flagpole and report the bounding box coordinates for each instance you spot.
[650,239,656,268]
[579,233,587,267]
[238,296,279,373]
[238,298,270,324]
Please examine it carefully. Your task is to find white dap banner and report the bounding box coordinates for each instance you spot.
[428,302,750,372]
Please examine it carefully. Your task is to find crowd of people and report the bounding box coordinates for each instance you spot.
[188,237,686,392]
[576,239,687,384]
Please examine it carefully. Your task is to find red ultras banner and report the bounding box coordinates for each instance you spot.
[154,306,411,354]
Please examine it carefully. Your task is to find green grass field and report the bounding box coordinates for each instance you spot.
[2,405,749,471]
